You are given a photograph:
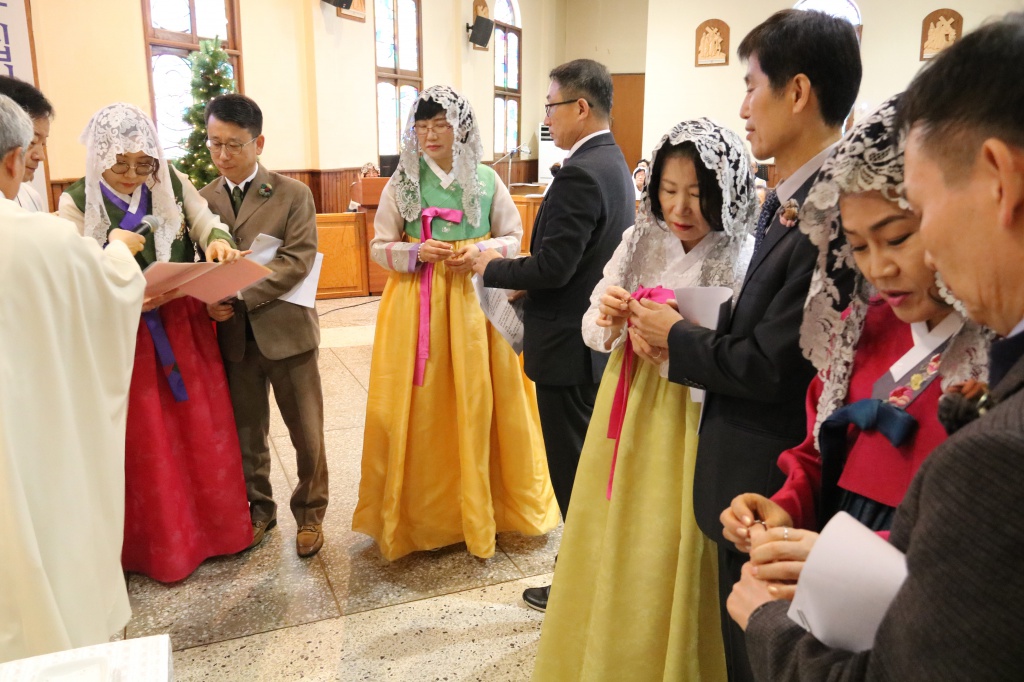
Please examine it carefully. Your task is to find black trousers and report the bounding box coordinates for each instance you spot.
[718,544,756,682]
[534,382,600,520]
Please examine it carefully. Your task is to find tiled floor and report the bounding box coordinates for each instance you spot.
[121,297,560,681]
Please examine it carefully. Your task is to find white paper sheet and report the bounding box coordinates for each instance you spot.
[788,511,908,652]
[245,233,323,308]
[471,274,525,354]
[672,286,733,402]
[281,252,323,308]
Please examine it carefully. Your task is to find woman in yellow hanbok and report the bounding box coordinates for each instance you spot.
[353,86,559,561]
[532,119,757,681]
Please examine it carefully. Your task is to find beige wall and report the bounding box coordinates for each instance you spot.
[32,0,152,179]
[562,0,648,74]
[31,0,570,180]
[642,0,1024,158]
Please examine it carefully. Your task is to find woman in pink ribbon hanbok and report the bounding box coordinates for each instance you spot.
[352,86,558,561]
[532,120,756,681]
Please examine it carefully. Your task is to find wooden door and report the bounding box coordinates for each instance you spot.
[610,73,646,171]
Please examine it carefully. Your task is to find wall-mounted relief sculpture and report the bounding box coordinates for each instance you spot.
[921,9,963,60]
[696,19,729,67]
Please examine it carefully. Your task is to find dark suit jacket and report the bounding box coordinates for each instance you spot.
[483,132,634,386]
[669,171,852,539]
[744,345,1024,681]
[200,164,320,362]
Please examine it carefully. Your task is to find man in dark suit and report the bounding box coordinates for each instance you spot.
[731,15,1024,680]
[473,58,635,612]
[629,11,861,681]
[202,94,329,559]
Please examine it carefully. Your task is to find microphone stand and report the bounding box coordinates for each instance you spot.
[493,144,530,187]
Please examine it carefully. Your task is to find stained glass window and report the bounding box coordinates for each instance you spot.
[375,0,422,155]
[494,0,517,26]
[374,0,396,68]
[494,98,505,155]
[493,0,521,157]
[145,0,243,158]
[793,0,862,26]
[150,0,191,33]
[397,0,418,72]
[151,52,193,158]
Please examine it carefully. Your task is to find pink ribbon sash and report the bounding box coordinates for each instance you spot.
[606,285,675,498]
[414,206,464,386]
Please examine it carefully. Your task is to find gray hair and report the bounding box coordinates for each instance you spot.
[0,93,32,159]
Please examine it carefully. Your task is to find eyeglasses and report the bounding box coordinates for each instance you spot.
[206,138,258,156]
[109,161,157,176]
[414,121,454,135]
[544,99,584,116]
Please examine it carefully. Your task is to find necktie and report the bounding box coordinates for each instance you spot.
[752,189,780,256]
[231,185,244,216]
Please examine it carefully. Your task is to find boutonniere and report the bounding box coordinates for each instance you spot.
[258,183,273,198]
[779,198,800,227]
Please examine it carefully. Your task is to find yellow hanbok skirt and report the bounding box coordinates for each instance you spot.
[353,236,560,560]
[532,347,726,681]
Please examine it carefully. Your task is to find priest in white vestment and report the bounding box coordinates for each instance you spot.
[0,95,146,662]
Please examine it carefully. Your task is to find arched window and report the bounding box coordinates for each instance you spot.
[375,0,422,156]
[143,0,243,158]
[793,0,862,29]
[493,0,521,157]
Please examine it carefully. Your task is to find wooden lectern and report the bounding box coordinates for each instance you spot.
[352,176,390,295]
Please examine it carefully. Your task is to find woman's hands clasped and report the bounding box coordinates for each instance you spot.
[446,243,480,274]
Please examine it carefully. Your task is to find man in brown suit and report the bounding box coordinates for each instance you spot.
[201,94,328,558]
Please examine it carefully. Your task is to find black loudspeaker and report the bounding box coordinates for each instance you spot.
[466,16,494,48]
[379,154,400,178]
[322,0,353,9]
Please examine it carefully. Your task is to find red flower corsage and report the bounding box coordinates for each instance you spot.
[258,183,273,198]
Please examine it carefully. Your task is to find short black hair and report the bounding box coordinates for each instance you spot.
[205,94,262,138]
[649,141,724,233]
[0,75,53,120]
[549,59,614,118]
[738,9,862,128]
[899,12,1024,181]
[414,97,446,121]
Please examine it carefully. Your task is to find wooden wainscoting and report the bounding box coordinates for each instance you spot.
[485,158,539,188]
[316,212,369,299]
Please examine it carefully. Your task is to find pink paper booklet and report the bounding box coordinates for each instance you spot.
[143,259,272,304]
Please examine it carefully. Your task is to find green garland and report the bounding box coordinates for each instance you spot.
[174,37,237,189]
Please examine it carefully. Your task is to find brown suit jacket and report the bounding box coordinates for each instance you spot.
[200,164,320,362]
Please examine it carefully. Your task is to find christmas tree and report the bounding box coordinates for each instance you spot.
[175,37,236,189]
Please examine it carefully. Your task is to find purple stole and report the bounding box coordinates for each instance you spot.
[103,184,189,402]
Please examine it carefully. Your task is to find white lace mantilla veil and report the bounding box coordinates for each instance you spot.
[392,85,486,227]
[798,93,990,446]
[617,118,757,294]
[79,102,181,263]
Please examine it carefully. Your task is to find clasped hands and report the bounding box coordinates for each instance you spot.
[597,285,684,364]
[721,493,819,630]
[417,239,489,275]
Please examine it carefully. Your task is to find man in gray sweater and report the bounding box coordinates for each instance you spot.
[729,13,1024,680]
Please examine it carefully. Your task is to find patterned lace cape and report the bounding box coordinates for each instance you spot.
[798,94,990,446]
[79,102,182,262]
[392,85,486,228]
[617,118,757,294]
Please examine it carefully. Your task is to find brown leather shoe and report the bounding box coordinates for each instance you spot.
[296,524,324,557]
[248,517,277,550]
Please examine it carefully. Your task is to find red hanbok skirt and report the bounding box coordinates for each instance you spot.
[121,296,252,582]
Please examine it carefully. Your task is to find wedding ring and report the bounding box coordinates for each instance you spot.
[783,526,790,541]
